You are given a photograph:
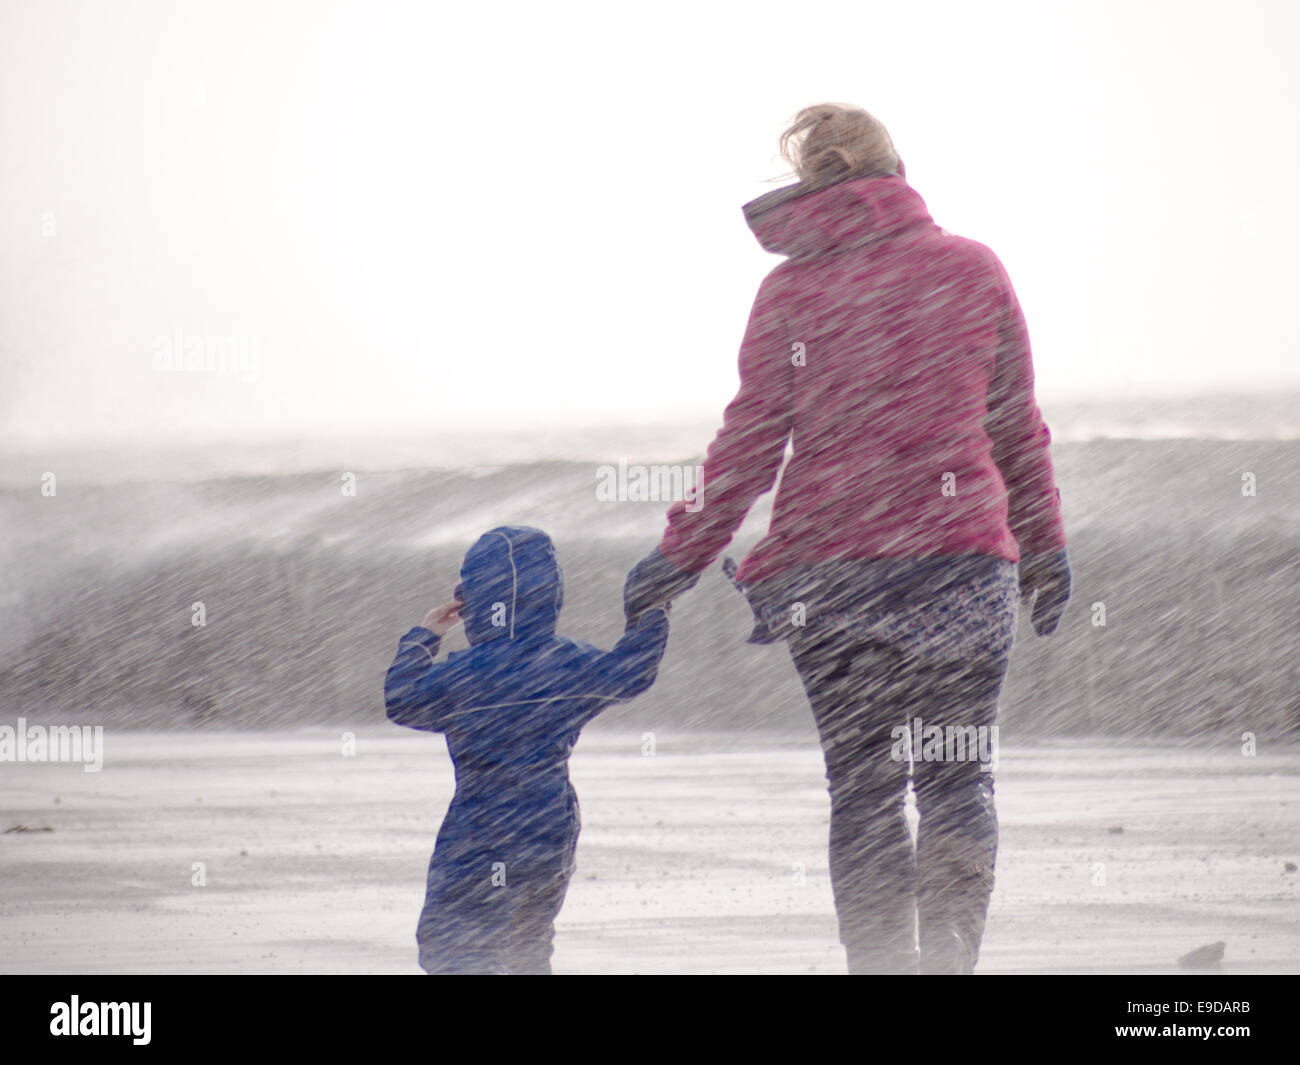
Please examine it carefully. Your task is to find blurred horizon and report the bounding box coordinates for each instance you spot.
[3,387,1299,489]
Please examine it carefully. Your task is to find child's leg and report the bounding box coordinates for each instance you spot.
[501,865,573,975]
[417,854,510,975]
[501,828,578,976]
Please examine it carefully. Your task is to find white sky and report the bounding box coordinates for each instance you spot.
[1,0,1297,447]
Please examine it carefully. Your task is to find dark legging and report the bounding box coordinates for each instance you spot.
[789,628,1008,974]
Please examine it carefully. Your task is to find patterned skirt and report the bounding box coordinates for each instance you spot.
[737,554,1020,664]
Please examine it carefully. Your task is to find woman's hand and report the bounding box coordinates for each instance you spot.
[421,600,463,636]
[1019,551,1071,636]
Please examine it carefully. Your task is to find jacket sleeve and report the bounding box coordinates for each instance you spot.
[581,608,670,704]
[384,627,460,732]
[983,260,1067,557]
[658,271,794,573]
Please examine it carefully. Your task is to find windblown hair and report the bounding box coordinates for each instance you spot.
[779,104,901,187]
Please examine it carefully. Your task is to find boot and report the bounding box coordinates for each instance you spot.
[918,928,975,975]
[846,942,920,975]
[917,851,995,975]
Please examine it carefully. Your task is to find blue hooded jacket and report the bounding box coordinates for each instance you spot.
[385,526,669,868]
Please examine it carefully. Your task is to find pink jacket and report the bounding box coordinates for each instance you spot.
[659,173,1066,584]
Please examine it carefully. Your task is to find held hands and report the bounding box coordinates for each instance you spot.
[623,547,701,625]
[421,599,463,637]
[1019,551,1071,637]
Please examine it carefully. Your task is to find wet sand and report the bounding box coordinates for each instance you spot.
[1,729,1296,974]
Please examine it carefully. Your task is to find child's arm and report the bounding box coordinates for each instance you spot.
[582,607,670,702]
[384,601,463,732]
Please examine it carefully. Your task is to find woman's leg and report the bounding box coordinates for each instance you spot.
[908,654,1008,974]
[790,630,919,974]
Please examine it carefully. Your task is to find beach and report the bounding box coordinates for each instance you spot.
[1,729,1296,974]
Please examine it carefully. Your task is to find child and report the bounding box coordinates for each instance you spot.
[385,525,669,974]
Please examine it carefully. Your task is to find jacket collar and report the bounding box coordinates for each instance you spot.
[743,173,935,259]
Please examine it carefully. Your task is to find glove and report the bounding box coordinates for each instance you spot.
[623,547,701,624]
[1019,550,1071,636]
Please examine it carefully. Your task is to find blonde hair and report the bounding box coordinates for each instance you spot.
[779,104,901,187]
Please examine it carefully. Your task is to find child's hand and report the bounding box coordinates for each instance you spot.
[421,600,463,636]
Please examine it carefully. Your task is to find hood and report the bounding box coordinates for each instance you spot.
[458,525,563,646]
[742,173,936,260]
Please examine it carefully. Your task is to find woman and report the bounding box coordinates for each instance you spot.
[623,104,1071,975]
